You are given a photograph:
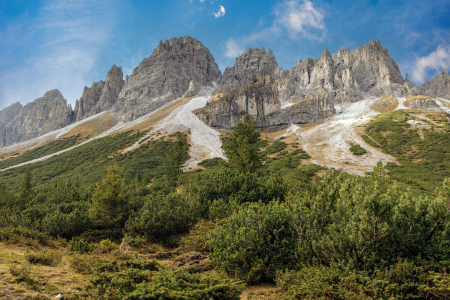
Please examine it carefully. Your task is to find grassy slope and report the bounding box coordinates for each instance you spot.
[364,110,450,192]
[0,135,81,170]
[0,130,188,191]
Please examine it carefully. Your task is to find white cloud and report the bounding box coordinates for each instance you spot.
[275,0,325,39]
[223,0,326,58]
[0,0,121,109]
[412,44,450,83]
[225,39,245,58]
[213,5,225,18]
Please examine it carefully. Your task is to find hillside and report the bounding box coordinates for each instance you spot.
[1,36,450,299]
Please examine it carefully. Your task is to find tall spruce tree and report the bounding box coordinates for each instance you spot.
[222,115,263,173]
[89,163,130,228]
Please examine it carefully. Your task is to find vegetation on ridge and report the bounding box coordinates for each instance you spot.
[2,111,450,298]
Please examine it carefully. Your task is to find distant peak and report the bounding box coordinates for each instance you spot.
[321,48,331,57]
[43,89,63,98]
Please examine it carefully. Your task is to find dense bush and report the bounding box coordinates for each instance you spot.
[125,193,199,240]
[349,144,367,155]
[210,201,298,284]
[291,164,450,270]
[87,258,245,300]
[0,226,49,245]
[262,140,288,155]
[25,250,62,266]
[277,259,450,299]
[192,167,287,218]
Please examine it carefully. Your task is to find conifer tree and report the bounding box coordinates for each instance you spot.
[164,139,188,187]
[222,115,263,173]
[89,163,129,228]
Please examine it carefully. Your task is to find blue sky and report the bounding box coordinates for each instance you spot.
[1,0,449,109]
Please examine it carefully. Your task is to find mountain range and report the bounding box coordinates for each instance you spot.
[0,36,449,147]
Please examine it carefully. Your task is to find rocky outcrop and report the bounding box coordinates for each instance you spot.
[408,99,439,109]
[218,48,278,92]
[194,77,335,128]
[74,81,104,121]
[114,36,221,121]
[0,102,23,125]
[0,90,75,146]
[421,70,450,99]
[75,65,124,121]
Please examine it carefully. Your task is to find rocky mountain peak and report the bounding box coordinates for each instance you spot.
[114,36,221,121]
[74,65,124,121]
[421,69,450,99]
[218,47,279,92]
[405,73,410,82]
[0,102,23,125]
[0,89,74,147]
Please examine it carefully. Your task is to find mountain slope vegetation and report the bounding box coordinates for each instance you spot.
[1,113,450,299]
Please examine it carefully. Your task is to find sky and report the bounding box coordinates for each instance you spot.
[0,0,450,109]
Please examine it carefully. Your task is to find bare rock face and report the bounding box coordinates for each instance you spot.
[74,81,105,121]
[114,36,221,121]
[421,70,450,99]
[0,102,23,125]
[75,65,124,121]
[194,77,335,128]
[218,48,278,92]
[0,90,75,147]
[408,99,439,109]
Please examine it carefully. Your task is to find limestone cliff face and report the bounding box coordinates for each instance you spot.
[0,90,75,147]
[74,81,105,121]
[218,48,278,92]
[421,70,450,99]
[114,36,221,121]
[74,65,124,121]
[0,102,23,125]
[194,77,335,128]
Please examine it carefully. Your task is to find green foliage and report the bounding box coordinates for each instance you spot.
[24,250,62,266]
[361,134,380,148]
[349,144,367,155]
[210,201,298,284]
[125,193,199,241]
[0,134,80,170]
[222,115,264,173]
[89,163,130,228]
[365,110,450,191]
[262,140,287,155]
[0,130,175,191]
[291,164,450,270]
[69,239,95,254]
[97,239,119,253]
[198,157,226,168]
[192,167,287,219]
[9,263,38,285]
[277,260,450,299]
[86,257,245,299]
[164,139,189,187]
[0,226,49,245]
[179,221,218,253]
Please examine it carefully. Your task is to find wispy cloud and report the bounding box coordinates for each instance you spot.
[274,0,325,39]
[412,44,450,83]
[224,0,326,58]
[0,0,122,109]
[213,5,225,18]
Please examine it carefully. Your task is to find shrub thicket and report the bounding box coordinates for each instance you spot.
[210,201,298,284]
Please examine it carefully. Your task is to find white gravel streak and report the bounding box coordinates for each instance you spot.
[0,112,111,157]
[435,98,450,114]
[154,94,225,169]
[0,113,124,171]
[395,97,408,110]
[292,96,396,176]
